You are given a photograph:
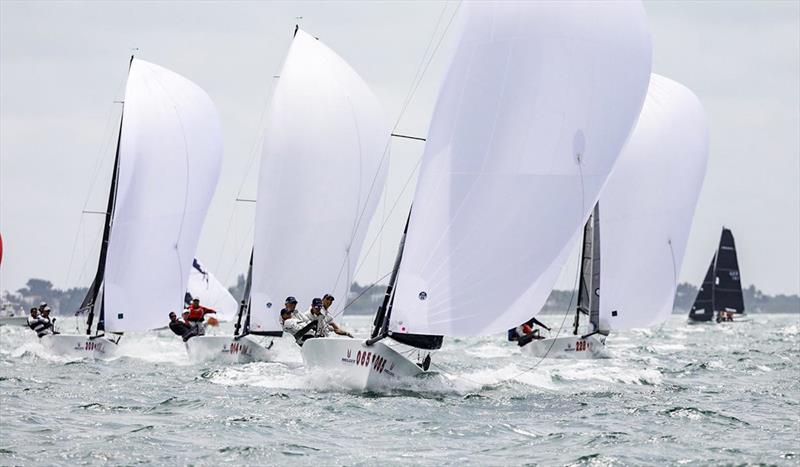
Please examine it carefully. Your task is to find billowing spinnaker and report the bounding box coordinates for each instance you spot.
[388,2,652,337]
[599,74,708,329]
[104,59,223,332]
[249,30,389,333]
[187,259,238,322]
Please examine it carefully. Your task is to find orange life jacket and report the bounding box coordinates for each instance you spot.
[187,305,215,322]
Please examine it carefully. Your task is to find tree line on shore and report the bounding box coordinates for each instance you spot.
[2,276,798,316]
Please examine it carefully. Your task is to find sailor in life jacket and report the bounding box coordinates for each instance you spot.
[186,298,216,322]
[280,305,304,335]
[26,307,51,338]
[296,297,352,338]
[40,306,58,335]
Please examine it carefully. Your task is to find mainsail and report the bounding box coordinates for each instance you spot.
[713,228,745,314]
[248,30,390,334]
[689,228,745,321]
[598,74,709,330]
[385,1,652,338]
[689,254,716,322]
[93,59,222,333]
[572,205,602,335]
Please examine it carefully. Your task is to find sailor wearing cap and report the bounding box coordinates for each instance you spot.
[297,295,352,338]
[321,294,350,337]
[280,296,305,335]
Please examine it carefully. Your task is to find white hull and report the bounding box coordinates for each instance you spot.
[40,334,120,359]
[520,334,608,359]
[0,316,28,327]
[184,335,272,363]
[301,337,428,391]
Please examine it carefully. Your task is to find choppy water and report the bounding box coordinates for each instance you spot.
[1,313,798,466]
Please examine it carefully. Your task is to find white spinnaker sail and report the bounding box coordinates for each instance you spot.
[388,2,652,337]
[249,30,390,333]
[599,74,708,330]
[187,259,238,322]
[104,59,223,332]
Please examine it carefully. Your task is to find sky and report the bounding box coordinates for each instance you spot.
[1,1,798,298]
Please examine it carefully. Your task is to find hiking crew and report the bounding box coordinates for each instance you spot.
[168,311,190,338]
[27,308,50,338]
[297,297,352,338]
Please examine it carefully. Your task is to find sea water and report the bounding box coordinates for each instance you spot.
[1,314,798,465]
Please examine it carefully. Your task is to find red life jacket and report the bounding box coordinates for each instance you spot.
[187,305,215,321]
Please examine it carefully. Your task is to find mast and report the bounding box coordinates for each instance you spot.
[368,210,412,343]
[83,56,133,335]
[367,208,443,350]
[234,249,254,336]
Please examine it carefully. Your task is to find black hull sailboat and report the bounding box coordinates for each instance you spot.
[688,228,745,323]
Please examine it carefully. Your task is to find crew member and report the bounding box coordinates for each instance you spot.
[298,297,352,338]
[283,296,299,317]
[319,294,352,337]
[41,307,58,335]
[280,307,310,341]
[185,298,216,337]
[509,317,550,346]
[186,298,216,322]
[168,311,190,337]
[26,308,50,338]
[281,296,315,345]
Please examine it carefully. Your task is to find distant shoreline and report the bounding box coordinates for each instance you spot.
[2,277,798,317]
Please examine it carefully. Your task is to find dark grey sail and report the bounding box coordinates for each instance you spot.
[573,203,604,336]
[688,254,716,322]
[714,228,745,316]
[688,227,745,323]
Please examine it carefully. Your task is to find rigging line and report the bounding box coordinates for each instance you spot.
[213,71,273,274]
[329,269,393,321]
[391,1,458,132]
[502,152,589,378]
[658,238,679,334]
[64,81,127,287]
[222,220,255,289]
[330,1,462,290]
[351,153,423,279]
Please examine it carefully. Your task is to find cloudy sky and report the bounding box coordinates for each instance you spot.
[1,1,798,298]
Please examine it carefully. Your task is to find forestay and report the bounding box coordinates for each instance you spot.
[187,258,238,322]
[104,59,223,332]
[599,74,709,330]
[388,1,652,337]
[249,30,389,333]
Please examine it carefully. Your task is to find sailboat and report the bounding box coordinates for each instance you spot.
[301,1,653,390]
[184,28,390,363]
[688,227,746,323]
[520,74,709,358]
[42,57,223,359]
